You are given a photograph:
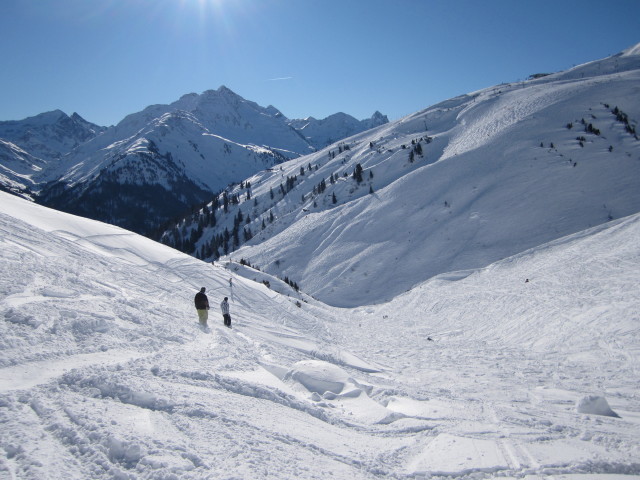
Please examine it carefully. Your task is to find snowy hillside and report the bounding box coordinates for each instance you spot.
[166,44,640,307]
[1,188,639,479]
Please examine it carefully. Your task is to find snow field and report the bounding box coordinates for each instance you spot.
[1,187,640,479]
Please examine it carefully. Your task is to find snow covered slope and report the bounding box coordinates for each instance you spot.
[1,188,639,478]
[173,45,640,307]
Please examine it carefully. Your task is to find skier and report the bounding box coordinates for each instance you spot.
[194,287,209,326]
[220,297,232,328]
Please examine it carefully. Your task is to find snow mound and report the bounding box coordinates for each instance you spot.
[576,395,620,417]
[283,360,370,397]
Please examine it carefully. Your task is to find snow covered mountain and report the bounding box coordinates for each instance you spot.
[2,185,639,478]
[0,139,44,200]
[0,111,105,197]
[288,111,389,150]
[0,86,387,236]
[163,44,640,307]
[0,110,105,166]
[35,87,314,235]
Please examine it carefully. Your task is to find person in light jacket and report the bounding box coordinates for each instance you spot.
[194,287,209,326]
[220,297,232,328]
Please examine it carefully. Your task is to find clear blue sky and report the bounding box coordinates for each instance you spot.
[2,0,639,126]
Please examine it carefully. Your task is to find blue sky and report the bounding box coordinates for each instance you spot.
[1,0,639,126]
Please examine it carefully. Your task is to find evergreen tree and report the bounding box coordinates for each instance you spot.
[223,192,229,213]
[232,225,240,250]
[353,163,363,183]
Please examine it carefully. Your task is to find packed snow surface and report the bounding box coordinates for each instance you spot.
[1,190,639,479]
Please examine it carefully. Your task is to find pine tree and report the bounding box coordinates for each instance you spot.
[353,163,363,183]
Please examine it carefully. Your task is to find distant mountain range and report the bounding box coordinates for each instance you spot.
[0,87,387,235]
[289,111,388,150]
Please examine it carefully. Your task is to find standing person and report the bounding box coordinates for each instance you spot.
[220,297,232,328]
[194,287,209,327]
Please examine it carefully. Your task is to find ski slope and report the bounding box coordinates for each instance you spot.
[1,191,639,479]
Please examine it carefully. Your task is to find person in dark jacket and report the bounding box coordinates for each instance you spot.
[194,287,210,326]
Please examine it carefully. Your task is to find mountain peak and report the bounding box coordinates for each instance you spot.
[368,111,389,125]
[32,110,69,124]
[217,85,237,96]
